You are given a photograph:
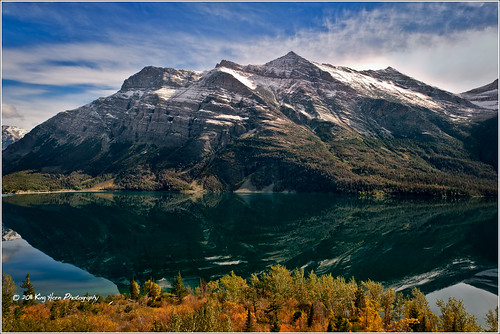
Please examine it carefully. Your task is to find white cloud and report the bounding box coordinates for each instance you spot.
[2,104,25,121]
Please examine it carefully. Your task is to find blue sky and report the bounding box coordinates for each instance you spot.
[2,1,498,130]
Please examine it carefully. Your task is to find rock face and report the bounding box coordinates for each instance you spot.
[2,52,498,195]
[2,125,28,150]
[460,79,498,111]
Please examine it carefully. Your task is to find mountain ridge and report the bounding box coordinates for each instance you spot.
[2,52,497,196]
[460,79,498,111]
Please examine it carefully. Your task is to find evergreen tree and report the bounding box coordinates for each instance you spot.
[198,277,207,297]
[244,308,254,332]
[333,315,351,332]
[354,282,365,319]
[407,302,421,332]
[50,303,58,320]
[130,277,140,300]
[13,306,23,320]
[20,273,36,306]
[270,318,281,332]
[307,303,315,327]
[2,274,16,315]
[327,320,334,332]
[172,272,188,302]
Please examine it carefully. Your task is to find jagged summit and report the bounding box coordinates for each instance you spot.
[120,66,203,91]
[262,51,314,70]
[285,50,300,57]
[215,59,242,71]
[3,53,497,196]
[384,66,400,72]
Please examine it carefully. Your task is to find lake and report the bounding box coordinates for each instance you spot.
[2,192,497,322]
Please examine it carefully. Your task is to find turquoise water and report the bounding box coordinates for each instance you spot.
[2,192,497,319]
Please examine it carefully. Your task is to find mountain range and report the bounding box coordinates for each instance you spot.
[2,125,29,150]
[2,52,498,196]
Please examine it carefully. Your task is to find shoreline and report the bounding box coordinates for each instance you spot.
[2,189,110,196]
[2,188,496,200]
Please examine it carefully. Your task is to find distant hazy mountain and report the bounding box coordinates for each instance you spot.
[2,125,28,150]
[461,79,498,111]
[2,52,497,196]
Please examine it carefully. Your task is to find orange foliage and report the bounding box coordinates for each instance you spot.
[223,301,247,330]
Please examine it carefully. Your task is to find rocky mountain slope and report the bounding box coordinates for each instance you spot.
[2,52,497,196]
[2,125,28,150]
[460,79,498,111]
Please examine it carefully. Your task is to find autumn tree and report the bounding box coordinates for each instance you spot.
[247,273,261,313]
[261,264,293,326]
[380,287,396,327]
[219,271,248,303]
[130,277,140,300]
[485,306,498,332]
[291,268,308,305]
[21,273,36,306]
[359,298,384,331]
[142,278,161,306]
[306,270,321,303]
[437,297,481,332]
[2,274,16,315]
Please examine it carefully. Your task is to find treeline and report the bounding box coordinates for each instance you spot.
[1,170,113,194]
[2,266,498,332]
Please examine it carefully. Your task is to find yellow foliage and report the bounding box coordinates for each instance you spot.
[21,303,50,321]
[359,299,384,332]
[87,314,119,331]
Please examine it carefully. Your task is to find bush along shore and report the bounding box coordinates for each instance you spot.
[2,266,498,332]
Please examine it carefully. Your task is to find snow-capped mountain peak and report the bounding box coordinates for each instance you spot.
[3,52,497,196]
[2,125,29,150]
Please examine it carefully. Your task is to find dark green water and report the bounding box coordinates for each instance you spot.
[2,192,497,298]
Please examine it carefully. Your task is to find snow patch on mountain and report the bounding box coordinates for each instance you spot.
[154,87,178,100]
[313,62,443,111]
[217,67,257,90]
[214,114,248,121]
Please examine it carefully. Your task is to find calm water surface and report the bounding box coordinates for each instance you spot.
[2,192,497,320]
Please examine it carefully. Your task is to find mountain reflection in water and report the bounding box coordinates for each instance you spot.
[2,192,497,295]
